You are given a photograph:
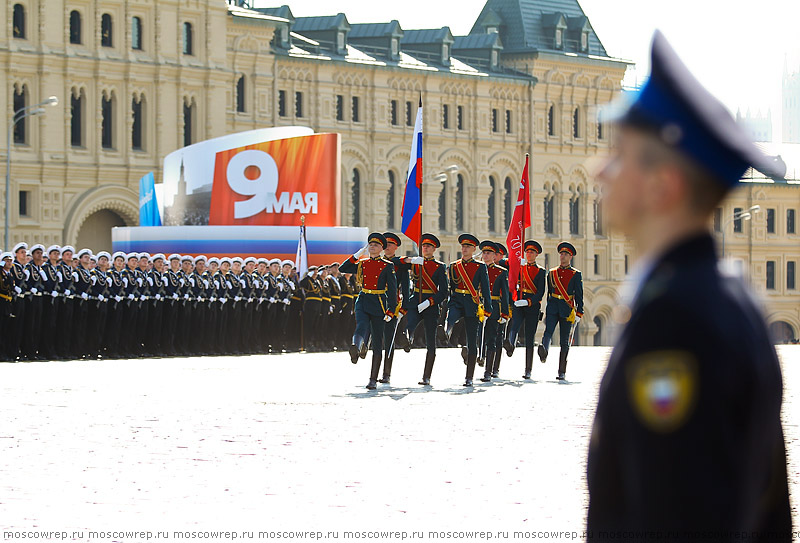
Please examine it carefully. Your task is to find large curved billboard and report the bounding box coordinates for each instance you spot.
[161,127,341,227]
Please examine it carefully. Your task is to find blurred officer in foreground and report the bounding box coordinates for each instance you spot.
[587,31,791,539]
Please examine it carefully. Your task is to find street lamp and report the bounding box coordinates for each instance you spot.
[5,96,58,251]
[721,204,760,260]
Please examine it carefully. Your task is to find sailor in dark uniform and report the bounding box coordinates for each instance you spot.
[401,234,448,386]
[72,249,94,359]
[22,244,46,360]
[88,251,111,359]
[378,232,409,384]
[300,266,322,351]
[55,246,76,358]
[0,252,14,360]
[8,242,29,360]
[587,31,791,537]
[339,233,397,390]
[281,260,301,351]
[538,242,583,380]
[39,245,62,360]
[478,241,509,382]
[437,234,492,386]
[505,240,546,379]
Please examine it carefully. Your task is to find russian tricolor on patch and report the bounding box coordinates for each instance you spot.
[400,99,423,245]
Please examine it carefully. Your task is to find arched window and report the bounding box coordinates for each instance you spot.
[488,176,496,232]
[504,176,513,230]
[70,88,85,147]
[101,14,113,47]
[597,109,604,140]
[132,94,144,151]
[593,199,603,235]
[101,91,115,149]
[183,98,196,147]
[455,174,464,231]
[573,107,581,139]
[352,169,361,227]
[387,171,396,229]
[593,316,603,346]
[544,189,554,234]
[438,179,446,232]
[69,10,82,44]
[547,104,555,136]
[132,16,143,50]
[236,75,245,113]
[13,84,28,144]
[569,193,580,235]
[183,22,193,55]
[13,4,26,39]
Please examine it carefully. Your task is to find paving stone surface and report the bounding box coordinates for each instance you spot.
[0,346,797,538]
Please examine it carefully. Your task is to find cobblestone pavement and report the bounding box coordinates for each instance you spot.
[0,346,797,536]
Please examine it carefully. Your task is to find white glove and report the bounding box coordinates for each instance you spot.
[24,269,30,280]
[254,280,261,288]
[354,245,368,259]
[417,299,431,312]
[98,294,105,301]
[147,277,154,287]
[14,286,22,294]
[184,293,190,300]
[81,292,88,300]
[226,281,232,289]
[210,296,216,302]
[282,299,290,305]
[172,293,179,300]
[179,278,185,286]
[72,272,79,281]
[269,297,277,303]
[278,283,284,291]
[91,275,97,285]
[51,291,58,297]
[64,289,71,296]
[248,297,254,303]
[162,276,168,286]
[30,287,38,294]
[220,298,227,305]
[514,299,528,307]
[234,296,241,302]
[214,281,220,289]
[383,314,392,322]
[520,257,526,266]
[56,271,63,281]
[574,316,581,324]
[189,277,195,287]
[203,280,209,288]
[155,294,161,300]
[122,277,129,287]
[135,277,142,287]
[498,317,508,324]
[127,294,134,300]
[410,256,424,265]
[114,295,122,303]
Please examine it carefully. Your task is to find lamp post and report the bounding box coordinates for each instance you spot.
[5,95,58,251]
[721,204,760,260]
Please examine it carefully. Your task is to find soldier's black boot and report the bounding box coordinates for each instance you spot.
[367,353,381,389]
[461,346,468,365]
[481,350,494,382]
[419,351,435,386]
[538,343,548,363]
[523,348,534,379]
[504,330,516,357]
[396,330,411,353]
[378,356,393,384]
[349,335,365,364]
[491,348,502,378]
[557,348,568,380]
[464,352,476,386]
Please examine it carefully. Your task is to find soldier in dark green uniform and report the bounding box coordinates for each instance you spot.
[339,233,397,390]
[505,240,546,379]
[377,232,409,385]
[478,241,509,382]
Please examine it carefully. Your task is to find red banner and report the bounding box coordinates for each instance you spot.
[506,154,531,301]
[209,133,340,226]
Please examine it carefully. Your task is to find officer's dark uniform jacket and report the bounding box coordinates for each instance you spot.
[11,260,28,294]
[0,267,13,309]
[388,256,409,312]
[41,261,59,296]
[545,265,583,319]
[57,260,74,296]
[447,257,492,316]
[516,262,546,308]
[72,264,93,298]
[409,257,448,311]
[339,255,397,318]
[486,263,510,319]
[89,268,109,299]
[24,261,44,296]
[587,234,791,536]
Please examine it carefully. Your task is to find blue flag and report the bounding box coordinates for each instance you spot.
[139,172,162,226]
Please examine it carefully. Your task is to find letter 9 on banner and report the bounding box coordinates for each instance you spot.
[209,133,341,226]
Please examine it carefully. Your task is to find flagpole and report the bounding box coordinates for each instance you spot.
[418,95,423,253]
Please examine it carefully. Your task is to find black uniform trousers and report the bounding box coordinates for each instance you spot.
[353,303,386,381]
[22,294,42,358]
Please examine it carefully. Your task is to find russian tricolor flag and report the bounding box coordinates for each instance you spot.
[400,99,423,246]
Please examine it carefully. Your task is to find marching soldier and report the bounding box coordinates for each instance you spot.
[377,232,409,384]
[478,241,510,382]
[339,233,397,390]
[588,31,790,536]
[437,234,492,387]
[401,233,448,386]
[538,242,583,381]
[505,240,546,379]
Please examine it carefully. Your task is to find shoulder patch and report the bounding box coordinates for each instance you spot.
[626,350,697,433]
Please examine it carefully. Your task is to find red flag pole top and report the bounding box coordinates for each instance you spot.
[506,154,531,301]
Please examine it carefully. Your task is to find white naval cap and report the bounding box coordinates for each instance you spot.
[220,257,232,265]
[76,248,93,258]
[194,255,207,264]
[231,257,243,264]
[12,242,28,253]
[268,258,281,266]
[168,253,181,261]
[97,251,111,260]
[126,252,139,260]
[89,254,97,262]
[244,257,257,265]
[46,245,61,255]
[281,260,294,267]
[138,252,151,260]
[181,254,194,263]
[112,251,126,261]
[151,253,165,262]
[29,244,45,253]
[1,252,12,260]
[208,257,220,265]
[61,245,75,254]
[257,257,269,265]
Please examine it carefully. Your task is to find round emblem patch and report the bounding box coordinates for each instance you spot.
[627,351,697,433]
